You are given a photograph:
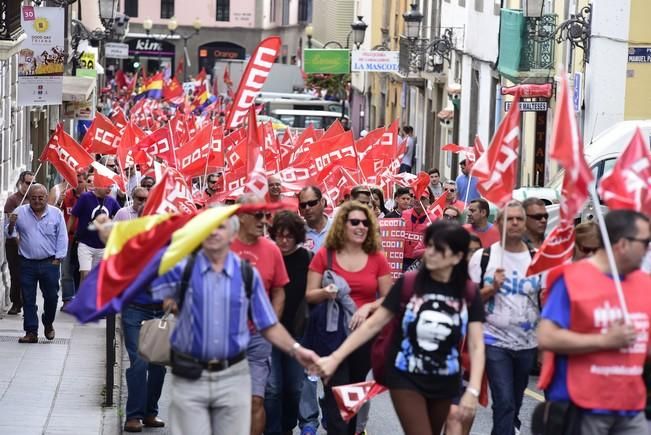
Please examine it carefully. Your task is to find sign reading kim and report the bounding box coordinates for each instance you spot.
[18,6,65,106]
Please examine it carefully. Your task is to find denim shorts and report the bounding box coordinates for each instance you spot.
[247,332,272,397]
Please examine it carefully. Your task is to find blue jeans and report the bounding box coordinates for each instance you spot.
[264,348,305,434]
[298,375,320,432]
[485,345,537,435]
[121,304,167,420]
[20,258,60,333]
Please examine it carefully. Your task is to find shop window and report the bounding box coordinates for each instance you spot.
[160,0,174,19]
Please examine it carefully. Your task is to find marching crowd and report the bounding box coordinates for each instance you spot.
[4,149,651,435]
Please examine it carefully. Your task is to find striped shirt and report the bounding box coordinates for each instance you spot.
[151,250,277,361]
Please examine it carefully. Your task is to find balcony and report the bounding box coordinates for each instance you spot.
[497,9,556,83]
[0,0,22,41]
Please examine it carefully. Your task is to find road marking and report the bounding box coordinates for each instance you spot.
[525,388,545,402]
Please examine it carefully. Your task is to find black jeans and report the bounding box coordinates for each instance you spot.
[323,341,372,435]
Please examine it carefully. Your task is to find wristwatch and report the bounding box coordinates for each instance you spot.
[466,386,480,398]
[289,342,301,358]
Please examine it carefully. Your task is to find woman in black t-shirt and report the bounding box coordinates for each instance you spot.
[315,221,485,435]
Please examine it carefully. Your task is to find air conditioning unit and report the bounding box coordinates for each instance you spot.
[523,0,544,17]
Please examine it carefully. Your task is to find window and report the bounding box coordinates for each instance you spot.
[216,0,230,21]
[475,0,483,12]
[459,0,465,6]
[270,0,276,22]
[298,0,310,22]
[282,0,290,25]
[160,0,173,19]
[124,0,138,17]
[304,116,323,129]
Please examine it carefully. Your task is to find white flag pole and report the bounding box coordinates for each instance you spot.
[588,184,630,322]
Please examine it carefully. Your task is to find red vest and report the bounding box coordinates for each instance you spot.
[564,260,651,410]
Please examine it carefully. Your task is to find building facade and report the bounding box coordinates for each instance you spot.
[119,0,311,79]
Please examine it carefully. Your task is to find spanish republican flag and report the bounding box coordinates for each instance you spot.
[135,71,164,101]
[65,205,240,323]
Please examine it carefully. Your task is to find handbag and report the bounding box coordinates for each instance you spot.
[531,401,581,435]
[136,251,197,366]
[137,310,175,365]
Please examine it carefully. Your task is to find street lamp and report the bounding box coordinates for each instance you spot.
[323,16,368,49]
[402,3,423,39]
[98,0,118,30]
[399,3,454,74]
[166,17,202,83]
[528,4,592,63]
[305,24,314,48]
[143,18,153,34]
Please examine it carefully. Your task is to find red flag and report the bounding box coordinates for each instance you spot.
[39,124,94,187]
[598,128,651,213]
[115,69,127,89]
[332,381,387,422]
[117,122,146,171]
[225,37,281,129]
[442,143,476,159]
[170,111,190,145]
[110,108,128,132]
[321,165,359,206]
[91,161,125,191]
[428,193,447,218]
[304,131,356,174]
[473,92,522,206]
[142,168,197,216]
[81,113,121,154]
[412,171,431,200]
[322,119,344,139]
[194,67,207,84]
[474,135,485,158]
[526,224,576,276]
[223,67,233,87]
[163,76,185,104]
[176,122,223,177]
[246,105,262,174]
[140,124,176,165]
[549,72,593,223]
[355,126,386,156]
[285,124,318,167]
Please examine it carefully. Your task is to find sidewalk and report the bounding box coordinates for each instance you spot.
[0,296,121,435]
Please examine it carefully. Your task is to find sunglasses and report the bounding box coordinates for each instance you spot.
[445,188,456,193]
[134,196,148,201]
[527,213,549,221]
[443,214,458,219]
[251,212,272,220]
[347,218,369,227]
[299,199,320,209]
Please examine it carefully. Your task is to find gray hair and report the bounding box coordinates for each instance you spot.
[29,183,47,196]
[495,200,525,225]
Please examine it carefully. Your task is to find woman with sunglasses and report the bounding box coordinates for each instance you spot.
[306,201,393,434]
[316,221,485,435]
[443,206,462,223]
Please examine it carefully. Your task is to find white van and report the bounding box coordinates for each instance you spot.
[542,120,651,226]
[271,109,348,130]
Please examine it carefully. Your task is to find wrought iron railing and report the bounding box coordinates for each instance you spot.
[0,0,23,41]
[523,14,556,71]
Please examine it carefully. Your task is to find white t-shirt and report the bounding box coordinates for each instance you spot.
[468,242,541,350]
[642,249,651,274]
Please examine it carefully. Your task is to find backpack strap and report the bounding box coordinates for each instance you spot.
[327,249,333,271]
[240,259,254,320]
[177,250,199,311]
[479,247,491,287]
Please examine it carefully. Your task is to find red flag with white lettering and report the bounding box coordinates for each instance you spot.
[285,124,317,168]
[90,161,126,190]
[355,126,386,156]
[117,122,147,171]
[304,131,356,174]
[321,119,344,139]
[598,128,651,213]
[225,37,281,129]
[473,92,522,206]
[39,124,94,187]
[81,113,121,154]
[549,72,593,223]
[142,168,197,216]
[175,122,222,178]
[321,166,360,206]
[170,111,190,146]
[332,381,387,422]
[139,124,176,165]
[110,108,128,132]
[526,224,575,276]
[428,193,447,219]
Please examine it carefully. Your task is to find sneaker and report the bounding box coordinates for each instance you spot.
[300,427,317,435]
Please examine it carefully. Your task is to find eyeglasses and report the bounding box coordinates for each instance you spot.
[251,212,272,220]
[527,213,549,221]
[134,196,148,201]
[347,218,369,227]
[299,199,320,209]
[625,237,651,247]
[445,188,456,193]
[577,244,599,255]
[141,184,154,189]
[443,214,458,220]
